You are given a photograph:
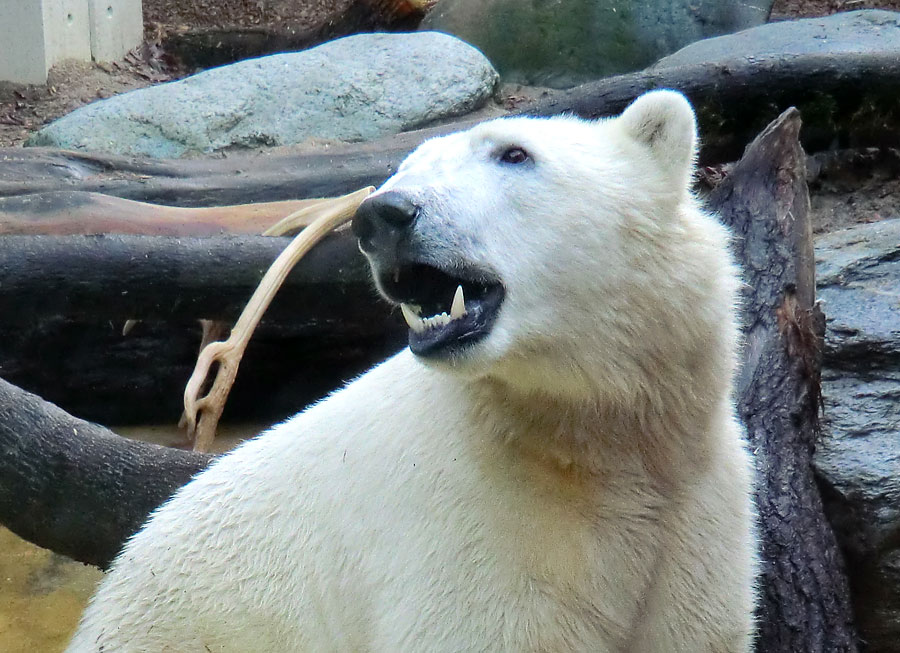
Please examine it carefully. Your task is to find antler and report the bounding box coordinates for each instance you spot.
[182,187,374,452]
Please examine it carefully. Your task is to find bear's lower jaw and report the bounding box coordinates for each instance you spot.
[405,283,504,358]
[372,259,505,357]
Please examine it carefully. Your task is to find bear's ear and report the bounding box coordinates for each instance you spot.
[619,90,697,189]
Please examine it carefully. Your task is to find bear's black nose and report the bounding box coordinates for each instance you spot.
[353,191,420,255]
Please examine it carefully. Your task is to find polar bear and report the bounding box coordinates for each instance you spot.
[67,90,757,652]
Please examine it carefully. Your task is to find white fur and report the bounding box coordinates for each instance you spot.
[67,90,757,652]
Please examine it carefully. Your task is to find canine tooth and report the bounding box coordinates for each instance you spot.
[450,285,466,319]
[401,304,425,333]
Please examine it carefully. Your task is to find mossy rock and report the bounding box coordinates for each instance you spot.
[422,0,773,88]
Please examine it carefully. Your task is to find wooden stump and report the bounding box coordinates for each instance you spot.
[708,108,858,652]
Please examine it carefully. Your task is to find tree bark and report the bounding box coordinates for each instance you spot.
[0,142,409,207]
[1,51,898,207]
[707,109,858,651]
[0,376,212,569]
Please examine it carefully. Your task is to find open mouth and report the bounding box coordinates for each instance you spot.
[377,262,505,357]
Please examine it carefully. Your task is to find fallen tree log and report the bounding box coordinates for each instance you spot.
[0,376,212,569]
[0,142,408,207]
[0,231,375,324]
[1,50,899,206]
[0,191,323,235]
[528,51,900,164]
[0,230,406,422]
[0,110,860,648]
[0,317,406,424]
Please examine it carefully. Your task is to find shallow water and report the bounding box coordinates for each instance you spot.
[0,528,103,653]
[0,423,262,652]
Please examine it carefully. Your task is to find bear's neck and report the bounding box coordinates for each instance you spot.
[468,376,719,489]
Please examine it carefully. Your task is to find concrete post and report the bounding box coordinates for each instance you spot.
[0,0,142,84]
[0,0,91,84]
[89,0,143,63]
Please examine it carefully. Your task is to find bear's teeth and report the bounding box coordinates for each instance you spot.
[401,303,426,333]
[450,285,466,319]
[402,304,460,334]
[427,313,450,330]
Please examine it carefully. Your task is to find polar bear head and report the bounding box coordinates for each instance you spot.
[353,90,737,404]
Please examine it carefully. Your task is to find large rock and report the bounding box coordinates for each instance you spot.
[816,218,900,359]
[814,217,900,652]
[26,32,498,158]
[655,9,900,69]
[421,0,773,88]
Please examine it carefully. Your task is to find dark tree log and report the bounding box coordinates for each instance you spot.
[707,110,858,651]
[0,142,411,207]
[0,375,212,569]
[1,51,898,206]
[0,317,406,425]
[0,231,379,324]
[0,231,406,423]
[527,51,900,164]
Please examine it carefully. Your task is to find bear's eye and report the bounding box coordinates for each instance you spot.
[499,146,530,165]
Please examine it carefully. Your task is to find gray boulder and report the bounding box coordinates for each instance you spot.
[421,0,773,88]
[814,217,900,651]
[27,32,498,158]
[655,9,900,69]
[816,217,900,360]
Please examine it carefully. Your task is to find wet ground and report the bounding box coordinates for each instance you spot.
[0,529,102,653]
